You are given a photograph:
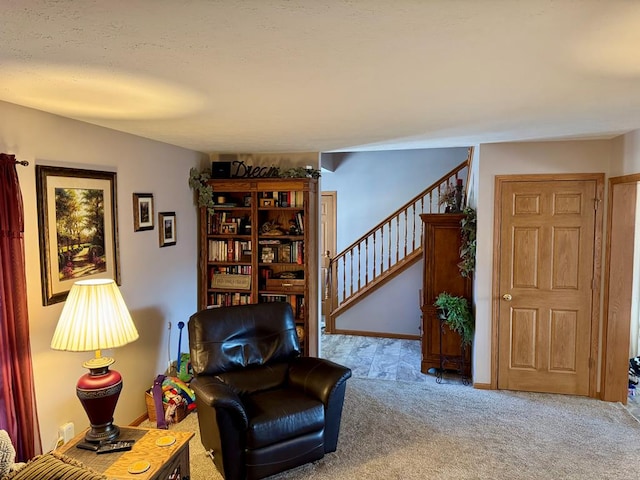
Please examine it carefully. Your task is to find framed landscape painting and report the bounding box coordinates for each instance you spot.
[36,165,120,305]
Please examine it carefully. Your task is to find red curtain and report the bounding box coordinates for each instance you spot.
[0,153,41,460]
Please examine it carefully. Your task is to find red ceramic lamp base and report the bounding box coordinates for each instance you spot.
[76,357,123,443]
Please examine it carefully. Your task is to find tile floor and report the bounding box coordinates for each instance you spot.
[320,331,429,383]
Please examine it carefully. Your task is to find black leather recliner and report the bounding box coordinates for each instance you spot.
[188,302,352,480]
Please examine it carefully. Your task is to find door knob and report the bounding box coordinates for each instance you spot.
[502,293,512,301]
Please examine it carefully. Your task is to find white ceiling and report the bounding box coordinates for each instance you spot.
[2,0,640,153]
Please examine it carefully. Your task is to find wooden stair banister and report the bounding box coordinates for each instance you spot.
[326,150,472,333]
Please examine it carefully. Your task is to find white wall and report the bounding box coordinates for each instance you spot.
[612,129,640,176]
[321,147,468,336]
[474,140,614,385]
[0,100,205,451]
[336,262,423,335]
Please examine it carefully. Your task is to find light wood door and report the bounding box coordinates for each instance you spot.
[321,192,336,318]
[497,179,598,395]
[602,178,639,403]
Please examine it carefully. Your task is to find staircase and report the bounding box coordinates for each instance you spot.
[325,151,471,333]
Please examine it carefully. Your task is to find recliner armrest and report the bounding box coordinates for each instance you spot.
[288,357,352,404]
[190,376,249,429]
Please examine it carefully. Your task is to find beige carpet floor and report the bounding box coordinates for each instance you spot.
[141,377,640,479]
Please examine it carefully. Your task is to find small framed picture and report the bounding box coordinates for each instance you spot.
[261,246,275,263]
[260,198,274,207]
[133,193,154,231]
[159,211,176,247]
[221,223,238,234]
[244,195,252,207]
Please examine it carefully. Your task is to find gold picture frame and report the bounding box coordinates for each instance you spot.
[221,223,238,234]
[36,165,120,305]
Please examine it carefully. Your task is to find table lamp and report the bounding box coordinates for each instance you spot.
[51,278,139,443]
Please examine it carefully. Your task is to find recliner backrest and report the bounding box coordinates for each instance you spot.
[188,302,301,376]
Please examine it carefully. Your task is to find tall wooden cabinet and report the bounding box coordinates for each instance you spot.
[420,214,471,376]
[198,178,318,355]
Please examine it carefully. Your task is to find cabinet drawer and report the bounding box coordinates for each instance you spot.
[265,278,305,292]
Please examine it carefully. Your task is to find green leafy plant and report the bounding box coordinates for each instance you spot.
[458,207,476,277]
[279,166,321,179]
[188,167,215,215]
[434,292,474,347]
[189,165,321,214]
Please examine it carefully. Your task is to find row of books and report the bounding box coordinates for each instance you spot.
[259,294,305,319]
[210,265,251,277]
[259,191,304,208]
[207,292,251,307]
[211,265,251,273]
[206,293,305,316]
[208,240,251,262]
[259,241,303,264]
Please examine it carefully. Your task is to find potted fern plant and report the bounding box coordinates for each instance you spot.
[433,292,474,347]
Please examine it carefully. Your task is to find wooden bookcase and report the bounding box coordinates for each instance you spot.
[420,213,472,376]
[198,178,318,354]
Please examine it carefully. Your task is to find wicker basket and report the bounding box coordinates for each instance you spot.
[145,389,188,424]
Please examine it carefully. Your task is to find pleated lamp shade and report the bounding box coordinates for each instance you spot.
[51,279,139,354]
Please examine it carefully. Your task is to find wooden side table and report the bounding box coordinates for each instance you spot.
[58,426,194,480]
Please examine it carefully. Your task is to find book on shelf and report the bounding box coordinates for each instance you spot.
[295,212,304,233]
[295,241,303,264]
[278,191,289,207]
